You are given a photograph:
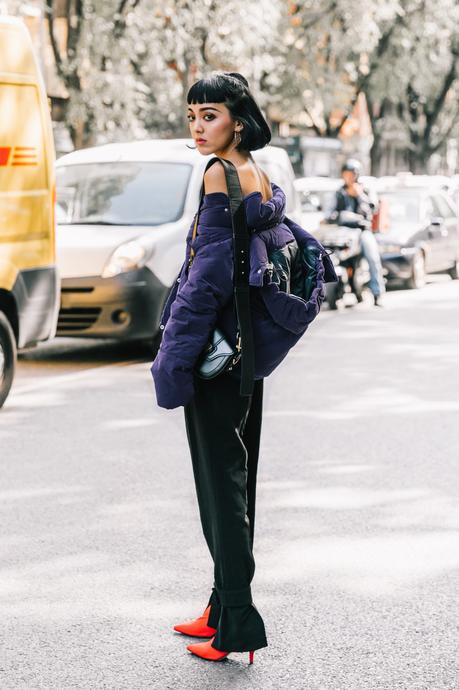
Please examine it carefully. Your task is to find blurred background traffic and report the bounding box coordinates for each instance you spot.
[2,0,459,408]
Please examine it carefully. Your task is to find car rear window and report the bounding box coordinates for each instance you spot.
[56,161,192,225]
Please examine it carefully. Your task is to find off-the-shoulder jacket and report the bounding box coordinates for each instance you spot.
[151,182,337,409]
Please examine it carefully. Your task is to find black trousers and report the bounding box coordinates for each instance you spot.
[184,371,268,653]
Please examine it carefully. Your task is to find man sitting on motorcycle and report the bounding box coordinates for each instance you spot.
[328,159,386,307]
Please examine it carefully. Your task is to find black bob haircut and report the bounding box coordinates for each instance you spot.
[187,72,271,152]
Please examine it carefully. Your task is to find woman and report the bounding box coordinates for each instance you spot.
[151,72,335,664]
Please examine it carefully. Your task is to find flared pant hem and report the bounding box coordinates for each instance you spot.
[206,587,268,653]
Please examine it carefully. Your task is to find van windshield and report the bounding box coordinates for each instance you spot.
[56,161,192,226]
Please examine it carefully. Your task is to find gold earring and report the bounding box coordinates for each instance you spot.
[233,130,242,146]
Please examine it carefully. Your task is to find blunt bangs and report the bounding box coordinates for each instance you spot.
[186,74,239,106]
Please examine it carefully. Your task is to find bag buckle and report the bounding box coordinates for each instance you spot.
[227,333,242,371]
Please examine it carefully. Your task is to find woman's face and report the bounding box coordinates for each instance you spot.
[187,102,238,155]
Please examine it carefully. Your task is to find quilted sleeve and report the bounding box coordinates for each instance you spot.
[150,236,234,409]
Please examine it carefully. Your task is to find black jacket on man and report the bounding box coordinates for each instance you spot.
[327,185,374,223]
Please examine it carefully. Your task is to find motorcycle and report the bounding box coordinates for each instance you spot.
[316,210,371,309]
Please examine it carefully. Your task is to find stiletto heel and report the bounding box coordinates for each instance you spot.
[249,650,255,664]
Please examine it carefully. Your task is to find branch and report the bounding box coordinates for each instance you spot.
[358,10,407,97]
[199,0,218,64]
[295,0,338,32]
[46,0,66,82]
[303,104,323,137]
[67,0,83,63]
[101,1,142,71]
[423,52,459,143]
[428,105,459,154]
[113,0,142,39]
[331,90,360,136]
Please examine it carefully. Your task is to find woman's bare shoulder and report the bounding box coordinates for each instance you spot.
[258,165,271,188]
[203,160,228,195]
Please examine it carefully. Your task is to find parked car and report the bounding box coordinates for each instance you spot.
[294,175,379,232]
[378,172,453,192]
[294,176,341,233]
[0,17,59,407]
[55,140,302,346]
[375,180,459,288]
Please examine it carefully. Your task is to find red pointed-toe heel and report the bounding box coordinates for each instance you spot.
[186,636,255,664]
[173,604,218,638]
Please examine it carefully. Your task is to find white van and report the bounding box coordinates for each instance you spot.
[55,139,301,345]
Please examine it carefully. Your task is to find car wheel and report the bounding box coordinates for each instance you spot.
[405,251,426,289]
[448,259,459,280]
[0,311,17,409]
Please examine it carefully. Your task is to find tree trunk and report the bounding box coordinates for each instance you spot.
[370,131,382,176]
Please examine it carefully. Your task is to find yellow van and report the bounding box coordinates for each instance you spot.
[0,17,59,407]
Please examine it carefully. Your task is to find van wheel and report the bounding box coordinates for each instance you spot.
[0,311,17,408]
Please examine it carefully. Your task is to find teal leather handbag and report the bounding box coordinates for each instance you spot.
[196,327,241,379]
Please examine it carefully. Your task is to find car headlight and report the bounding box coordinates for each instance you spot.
[102,240,149,278]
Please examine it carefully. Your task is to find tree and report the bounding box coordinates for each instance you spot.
[270,0,459,173]
[274,0,401,137]
[364,0,459,172]
[45,0,158,147]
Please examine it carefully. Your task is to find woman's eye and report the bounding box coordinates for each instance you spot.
[187,114,215,121]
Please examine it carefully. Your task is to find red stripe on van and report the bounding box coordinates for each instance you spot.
[0,147,11,165]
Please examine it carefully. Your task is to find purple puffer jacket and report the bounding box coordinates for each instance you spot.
[151,182,337,409]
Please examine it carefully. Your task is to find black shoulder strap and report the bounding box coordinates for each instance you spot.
[199,156,254,396]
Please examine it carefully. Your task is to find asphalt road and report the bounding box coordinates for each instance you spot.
[1,278,458,689]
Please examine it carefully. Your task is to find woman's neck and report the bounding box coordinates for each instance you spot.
[212,147,251,166]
